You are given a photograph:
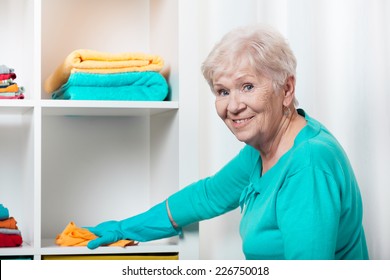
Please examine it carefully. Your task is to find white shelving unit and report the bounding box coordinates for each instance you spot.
[0,0,200,260]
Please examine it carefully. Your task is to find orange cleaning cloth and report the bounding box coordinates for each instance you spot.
[56,222,136,247]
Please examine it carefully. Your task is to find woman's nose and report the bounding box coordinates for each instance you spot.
[227,91,245,113]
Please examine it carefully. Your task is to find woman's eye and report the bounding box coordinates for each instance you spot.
[243,84,254,92]
[217,89,229,96]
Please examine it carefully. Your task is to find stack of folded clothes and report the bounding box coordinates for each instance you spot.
[0,204,23,247]
[0,65,25,99]
[44,49,169,101]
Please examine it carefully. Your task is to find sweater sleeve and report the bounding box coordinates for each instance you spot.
[276,166,341,259]
[168,145,257,227]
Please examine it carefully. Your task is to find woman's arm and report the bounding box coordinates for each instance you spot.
[168,145,257,227]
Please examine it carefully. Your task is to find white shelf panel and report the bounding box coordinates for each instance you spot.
[0,100,35,115]
[40,100,179,116]
[0,242,35,256]
[40,237,179,256]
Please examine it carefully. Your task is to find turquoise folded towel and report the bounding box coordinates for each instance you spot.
[0,204,9,220]
[51,71,169,101]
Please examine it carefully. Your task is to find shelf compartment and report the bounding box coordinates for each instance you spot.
[40,100,179,116]
[0,0,35,100]
[41,0,179,101]
[41,110,179,242]
[0,110,35,249]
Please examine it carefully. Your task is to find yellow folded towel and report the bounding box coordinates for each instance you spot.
[44,49,164,93]
[0,83,19,93]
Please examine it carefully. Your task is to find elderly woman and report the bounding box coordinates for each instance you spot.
[86,25,369,260]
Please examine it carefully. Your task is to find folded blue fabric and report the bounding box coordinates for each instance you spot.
[0,204,9,220]
[51,71,169,101]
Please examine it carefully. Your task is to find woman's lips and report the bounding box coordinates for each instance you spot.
[231,116,254,128]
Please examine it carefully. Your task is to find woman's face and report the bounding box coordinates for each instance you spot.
[213,66,285,150]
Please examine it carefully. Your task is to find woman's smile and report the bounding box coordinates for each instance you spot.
[231,116,255,128]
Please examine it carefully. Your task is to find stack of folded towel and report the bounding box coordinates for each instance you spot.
[0,65,25,99]
[0,204,23,247]
[44,49,169,101]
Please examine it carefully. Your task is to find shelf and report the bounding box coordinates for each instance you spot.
[0,100,180,116]
[0,100,35,115]
[1,0,199,260]
[0,242,35,257]
[40,100,179,116]
[40,238,179,256]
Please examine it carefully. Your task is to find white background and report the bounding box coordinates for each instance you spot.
[195,0,390,260]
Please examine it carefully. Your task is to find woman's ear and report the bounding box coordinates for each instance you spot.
[282,75,295,107]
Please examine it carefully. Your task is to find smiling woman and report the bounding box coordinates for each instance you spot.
[212,70,296,156]
[203,26,306,170]
[85,25,369,260]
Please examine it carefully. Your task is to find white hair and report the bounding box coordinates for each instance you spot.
[201,25,298,105]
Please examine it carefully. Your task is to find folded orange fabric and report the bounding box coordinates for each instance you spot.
[44,49,164,93]
[0,217,18,230]
[0,83,18,93]
[56,222,136,247]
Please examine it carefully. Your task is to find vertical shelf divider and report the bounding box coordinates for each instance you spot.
[176,0,200,260]
[33,0,42,260]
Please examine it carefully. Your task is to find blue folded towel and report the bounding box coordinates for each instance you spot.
[0,204,9,220]
[51,71,169,101]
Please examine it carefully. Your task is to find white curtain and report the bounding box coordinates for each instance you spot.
[197,0,390,259]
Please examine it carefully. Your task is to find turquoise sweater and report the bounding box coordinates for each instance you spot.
[169,109,368,259]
